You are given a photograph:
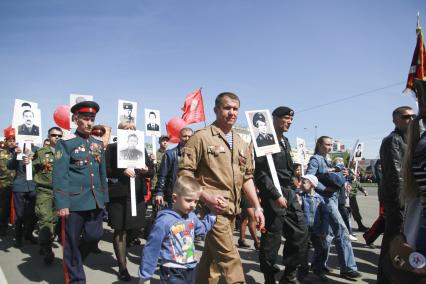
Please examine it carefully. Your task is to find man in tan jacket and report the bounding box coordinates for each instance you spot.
[179,92,265,284]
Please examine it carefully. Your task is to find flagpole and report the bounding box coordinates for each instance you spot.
[199,87,207,127]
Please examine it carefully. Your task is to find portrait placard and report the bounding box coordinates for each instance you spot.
[245,110,280,157]
[353,142,364,162]
[12,99,42,144]
[145,109,161,137]
[117,100,137,127]
[296,137,307,164]
[117,129,145,169]
[69,94,93,129]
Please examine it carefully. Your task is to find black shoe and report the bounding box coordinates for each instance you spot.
[79,245,90,261]
[92,245,102,254]
[279,278,300,284]
[44,248,55,264]
[238,239,250,248]
[323,265,333,273]
[254,241,261,251]
[127,238,141,247]
[118,269,131,282]
[0,227,7,236]
[340,270,362,280]
[314,272,328,282]
[25,235,38,244]
[357,225,369,232]
[14,238,23,248]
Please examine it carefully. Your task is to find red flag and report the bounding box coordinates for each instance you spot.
[181,88,205,124]
[405,13,426,97]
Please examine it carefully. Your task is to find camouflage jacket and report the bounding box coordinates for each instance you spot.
[0,149,16,188]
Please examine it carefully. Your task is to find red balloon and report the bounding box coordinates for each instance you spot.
[53,105,71,130]
[166,117,187,144]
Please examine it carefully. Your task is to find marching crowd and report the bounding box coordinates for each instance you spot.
[1,86,426,284]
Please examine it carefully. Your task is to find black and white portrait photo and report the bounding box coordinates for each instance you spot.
[252,112,275,147]
[117,129,145,168]
[117,100,137,127]
[12,99,42,143]
[353,142,363,161]
[145,109,161,137]
[245,109,280,157]
[296,137,307,162]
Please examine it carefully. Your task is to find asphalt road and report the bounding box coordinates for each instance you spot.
[0,184,381,284]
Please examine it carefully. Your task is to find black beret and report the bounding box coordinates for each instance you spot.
[272,106,294,117]
[252,112,266,126]
[71,101,100,115]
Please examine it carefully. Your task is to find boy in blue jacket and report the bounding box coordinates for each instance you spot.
[139,176,216,284]
[298,174,330,282]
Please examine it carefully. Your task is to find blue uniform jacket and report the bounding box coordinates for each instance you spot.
[52,133,108,211]
[8,146,38,193]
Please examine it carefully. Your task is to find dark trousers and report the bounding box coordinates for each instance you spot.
[377,201,403,284]
[62,209,104,284]
[299,231,328,277]
[259,188,308,283]
[160,266,195,284]
[0,186,12,229]
[349,195,364,227]
[338,204,352,234]
[13,191,36,239]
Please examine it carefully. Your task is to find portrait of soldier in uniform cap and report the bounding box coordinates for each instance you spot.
[120,103,135,124]
[117,100,138,128]
[253,112,275,147]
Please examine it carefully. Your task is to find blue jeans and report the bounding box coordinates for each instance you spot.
[324,196,358,273]
[160,266,196,284]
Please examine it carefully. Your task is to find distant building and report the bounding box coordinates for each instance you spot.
[332,139,346,153]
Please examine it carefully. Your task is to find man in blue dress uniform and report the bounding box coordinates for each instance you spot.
[53,101,108,284]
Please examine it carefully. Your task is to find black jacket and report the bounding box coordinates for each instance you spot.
[254,136,294,201]
[378,128,406,203]
[155,145,181,199]
[105,143,154,199]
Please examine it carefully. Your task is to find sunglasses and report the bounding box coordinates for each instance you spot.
[50,134,63,138]
[400,114,416,119]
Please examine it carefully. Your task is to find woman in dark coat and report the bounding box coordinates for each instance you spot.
[105,122,154,281]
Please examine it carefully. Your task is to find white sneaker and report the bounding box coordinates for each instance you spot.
[349,234,358,241]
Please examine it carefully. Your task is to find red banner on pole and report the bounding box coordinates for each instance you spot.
[405,14,426,97]
[181,88,205,124]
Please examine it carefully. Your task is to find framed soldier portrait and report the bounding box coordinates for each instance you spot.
[12,99,42,144]
[69,94,93,129]
[296,137,307,164]
[117,100,137,127]
[245,109,280,157]
[353,142,364,161]
[117,129,145,169]
[145,109,161,137]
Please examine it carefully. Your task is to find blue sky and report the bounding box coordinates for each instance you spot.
[0,0,424,158]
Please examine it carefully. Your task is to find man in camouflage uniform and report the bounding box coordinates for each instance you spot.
[150,135,169,192]
[0,127,16,236]
[32,126,63,264]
